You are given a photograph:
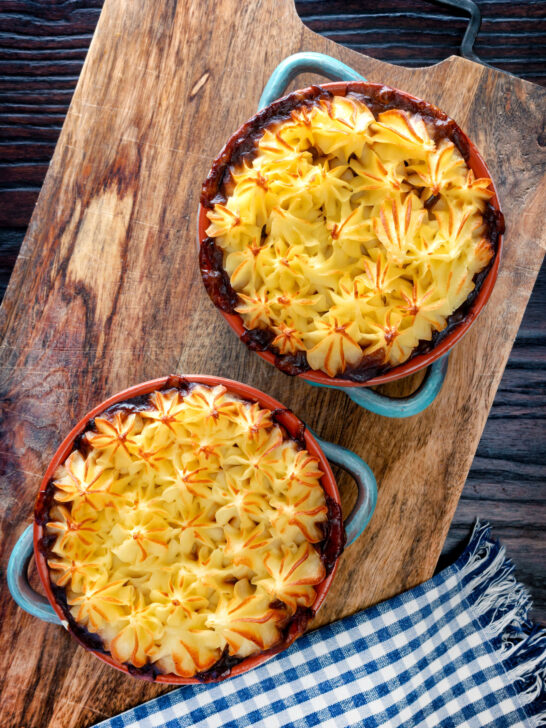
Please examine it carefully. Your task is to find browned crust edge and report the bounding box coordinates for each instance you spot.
[199,84,505,382]
[34,376,344,682]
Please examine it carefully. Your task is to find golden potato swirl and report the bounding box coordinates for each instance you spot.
[45,384,327,677]
[205,94,496,378]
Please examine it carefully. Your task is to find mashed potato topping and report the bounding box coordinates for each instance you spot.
[45,384,327,677]
[205,93,496,378]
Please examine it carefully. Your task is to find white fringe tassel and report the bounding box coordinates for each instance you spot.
[458,521,546,726]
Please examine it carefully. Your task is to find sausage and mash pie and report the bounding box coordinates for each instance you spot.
[37,380,339,680]
[200,84,504,380]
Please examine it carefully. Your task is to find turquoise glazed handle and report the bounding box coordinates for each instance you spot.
[7,524,61,624]
[311,356,449,419]
[258,51,366,109]
[314,433,377,547]
[345,357,448,417]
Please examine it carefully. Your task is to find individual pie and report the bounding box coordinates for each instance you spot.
[37,379,342,680]
[200,84,504,380]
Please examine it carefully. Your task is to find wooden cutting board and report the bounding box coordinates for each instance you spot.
[0,1,544,725]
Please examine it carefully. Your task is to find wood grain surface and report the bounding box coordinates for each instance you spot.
[0,1,545,726]
[1,1,545,623]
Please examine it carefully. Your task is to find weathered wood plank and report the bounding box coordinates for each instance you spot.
[0,1,545,726]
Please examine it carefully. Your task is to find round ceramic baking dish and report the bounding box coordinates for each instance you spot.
[198,52,505,417]
[8,374,377,683]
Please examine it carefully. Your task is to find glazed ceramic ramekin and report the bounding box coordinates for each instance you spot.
[8,374,377,683]
[197,53,504,420]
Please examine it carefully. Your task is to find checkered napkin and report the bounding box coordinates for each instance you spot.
[96,523,546,728]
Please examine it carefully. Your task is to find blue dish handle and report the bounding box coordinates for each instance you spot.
[312,433,377,547]
[345,356,448,417]
[312,356,449,418]
[258,51,366,110]
[7,524,62,624]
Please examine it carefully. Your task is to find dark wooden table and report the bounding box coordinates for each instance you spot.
[1,0,544,622]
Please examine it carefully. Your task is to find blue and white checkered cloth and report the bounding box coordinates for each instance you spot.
[96,522,546,728]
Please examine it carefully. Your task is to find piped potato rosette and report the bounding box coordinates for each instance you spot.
[40,381,333,679]
[200,85,503,380]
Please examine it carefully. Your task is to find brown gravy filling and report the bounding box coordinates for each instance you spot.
[200,84,505,382]
[35,375,344,682]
